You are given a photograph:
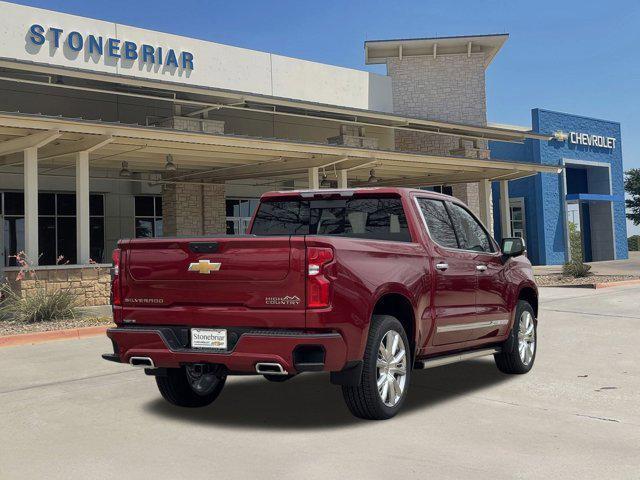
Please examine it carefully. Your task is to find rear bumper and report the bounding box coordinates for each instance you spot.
[105,327,348,374]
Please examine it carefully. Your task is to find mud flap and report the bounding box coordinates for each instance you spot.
[330,360,363,386]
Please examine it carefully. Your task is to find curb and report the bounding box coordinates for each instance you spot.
[592,279,640,289]
[0,325,109,348]
[542,279,640,289]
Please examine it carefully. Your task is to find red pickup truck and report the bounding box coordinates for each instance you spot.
[103,187,538,420]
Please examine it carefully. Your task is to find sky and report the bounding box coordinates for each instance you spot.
[8,0,640,234]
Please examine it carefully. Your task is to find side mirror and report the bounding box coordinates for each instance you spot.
[501,237,526,257]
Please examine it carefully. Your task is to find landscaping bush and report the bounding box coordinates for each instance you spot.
[0,284,78,323]
[562,261,592,278]
[628,235,640,252]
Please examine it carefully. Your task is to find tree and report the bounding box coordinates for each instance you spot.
[625,169,640,225]
[568,221,583,261]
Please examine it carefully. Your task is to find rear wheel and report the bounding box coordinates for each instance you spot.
[495,300,537,374]
[156,365,226,408]
[342,315,411,420]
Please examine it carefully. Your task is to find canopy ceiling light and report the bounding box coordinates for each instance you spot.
[320,173,332,188]
[165,154,177,171]
[119,161,132,177]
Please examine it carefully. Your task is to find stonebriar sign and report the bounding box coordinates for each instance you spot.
[28,24,195,70]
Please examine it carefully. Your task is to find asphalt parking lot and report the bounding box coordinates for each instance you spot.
[1,285,639,479]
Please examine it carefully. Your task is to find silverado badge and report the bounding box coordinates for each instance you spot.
[188,260,222,274]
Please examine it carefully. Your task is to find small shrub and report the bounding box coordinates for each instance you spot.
[0,284,78,323]
[562,261,592,278]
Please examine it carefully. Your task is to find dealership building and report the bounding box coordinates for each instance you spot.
[0,1,628,305]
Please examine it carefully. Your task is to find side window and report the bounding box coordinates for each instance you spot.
[343,198,410,242]
[417,198,458,249]
[448,203,493,253]
[310,197,411,242]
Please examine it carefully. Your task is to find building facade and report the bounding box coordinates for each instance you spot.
[490,109,628,265]
[0,1,622,306]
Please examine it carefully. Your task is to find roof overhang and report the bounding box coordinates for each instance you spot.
[365,34,509,67]
[0,111,561,188]
[0,58,549,144]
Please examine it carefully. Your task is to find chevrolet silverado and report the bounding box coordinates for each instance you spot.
[103,187,538,420]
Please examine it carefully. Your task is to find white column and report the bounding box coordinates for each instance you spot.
[23,147,39,265]
[500,180,512,238]
[76,151,90,264]
[337,170,348,189]
[308,167,319,189]
[478,179,492,233]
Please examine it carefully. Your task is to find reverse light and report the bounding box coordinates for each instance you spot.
[111,248,121,307]
[306,247,333,308]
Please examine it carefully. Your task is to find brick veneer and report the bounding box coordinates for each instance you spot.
[163,182,226,237]
[5,266,111,307]
[387,53,492,218]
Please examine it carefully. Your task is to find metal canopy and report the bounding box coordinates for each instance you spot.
[0,60,550,144]
[0,111,560,188]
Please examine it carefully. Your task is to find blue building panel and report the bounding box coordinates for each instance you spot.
[490,108,628,265]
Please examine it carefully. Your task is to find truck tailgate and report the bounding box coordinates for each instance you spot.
[119,236,306,329]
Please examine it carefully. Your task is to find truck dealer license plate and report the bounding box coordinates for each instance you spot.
[191,328,227,349]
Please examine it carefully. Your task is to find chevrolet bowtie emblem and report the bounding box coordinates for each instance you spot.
[188,260,222,274]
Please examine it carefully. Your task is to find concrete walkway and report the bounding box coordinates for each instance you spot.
[1,285,639,479]
[534,251,640,275]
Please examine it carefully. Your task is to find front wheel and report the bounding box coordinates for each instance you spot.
[342,315,411,420]
[494,300,537,374]
[156,365,226,408]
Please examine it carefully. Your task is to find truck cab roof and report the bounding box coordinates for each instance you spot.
[260,187,456,202]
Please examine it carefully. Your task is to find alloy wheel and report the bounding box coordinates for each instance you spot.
[376,330,407,407]
[517,311,536,365]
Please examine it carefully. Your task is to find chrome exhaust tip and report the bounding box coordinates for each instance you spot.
[255,362,288,375]
[129,356,155,368]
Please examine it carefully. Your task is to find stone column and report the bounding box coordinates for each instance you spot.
[451,183,480,217]
[387,53,490,212]
[163,182,226,237]
[162,183,203,237]
[203,183,226,235]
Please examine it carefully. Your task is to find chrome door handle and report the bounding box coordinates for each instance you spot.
[435,262,449,271]
[476,265,487,272]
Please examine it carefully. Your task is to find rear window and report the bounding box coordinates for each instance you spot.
[251,197,411,242]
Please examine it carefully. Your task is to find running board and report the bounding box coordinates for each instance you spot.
[415,347,501,370]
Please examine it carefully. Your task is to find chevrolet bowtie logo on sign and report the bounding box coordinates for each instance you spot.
[188,260,222,274]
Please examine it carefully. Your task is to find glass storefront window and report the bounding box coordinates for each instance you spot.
[135,196,163,238]
[226,198,259,234]
[2,192,106,266]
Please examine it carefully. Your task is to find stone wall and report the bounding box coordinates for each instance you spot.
[163,182,226,237]
[5,266,111,307]
[387,53,490,216]
[203,183,227,235]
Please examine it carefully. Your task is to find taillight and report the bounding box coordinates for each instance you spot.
[306,247,333,308]
[111,248,121,307]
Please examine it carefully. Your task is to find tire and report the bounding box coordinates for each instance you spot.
[342,315,411,420]
[156,366,226,408]
[495,300,537,374]
[263,374,295,382]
